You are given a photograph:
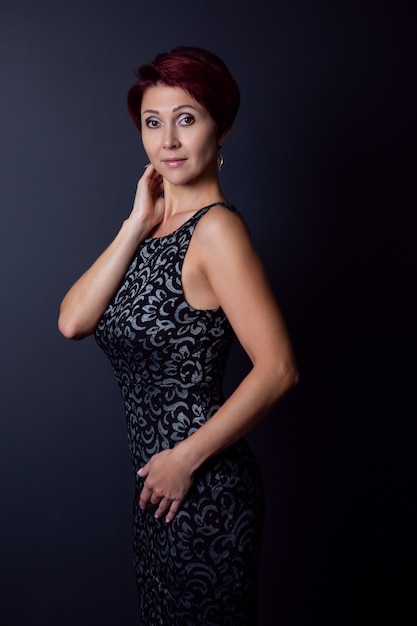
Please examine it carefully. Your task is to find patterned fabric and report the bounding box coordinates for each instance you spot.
[95,203,264,625]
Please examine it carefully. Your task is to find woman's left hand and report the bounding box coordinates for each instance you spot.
[137,449,194,522]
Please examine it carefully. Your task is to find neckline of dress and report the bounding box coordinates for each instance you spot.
[146,201,233,242]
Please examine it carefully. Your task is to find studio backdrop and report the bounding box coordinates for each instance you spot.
[0,1,415,625]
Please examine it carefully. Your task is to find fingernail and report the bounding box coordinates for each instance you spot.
[154,513,159,519]
[137,468,143,476]
[165,517,171,523]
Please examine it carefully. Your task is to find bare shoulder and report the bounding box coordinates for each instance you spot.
[194,203,254,253]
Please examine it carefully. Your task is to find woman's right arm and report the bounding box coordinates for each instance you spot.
[58,166,164,340]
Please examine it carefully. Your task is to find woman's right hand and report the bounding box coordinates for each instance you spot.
[58,164,165,340]
[129,164,165,236]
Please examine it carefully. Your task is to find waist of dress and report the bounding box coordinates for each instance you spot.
[119,375,224,398]
[118,369,223,389]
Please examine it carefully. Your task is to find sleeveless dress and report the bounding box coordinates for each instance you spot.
[95,203,265,626]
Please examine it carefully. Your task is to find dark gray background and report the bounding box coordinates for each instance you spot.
[1,1,415,624]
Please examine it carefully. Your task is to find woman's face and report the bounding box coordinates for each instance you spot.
[140,85,219,186]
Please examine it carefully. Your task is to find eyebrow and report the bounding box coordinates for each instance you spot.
[142,104,200,116]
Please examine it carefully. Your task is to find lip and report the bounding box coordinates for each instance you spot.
[162,158,187,168]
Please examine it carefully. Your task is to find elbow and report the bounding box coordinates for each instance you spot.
[288,365,300,390]
[58,310,91,341]
[282,364,300,395]
[271,360,300,402]
[58,318,79,340]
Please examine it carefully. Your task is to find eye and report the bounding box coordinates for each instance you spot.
[145,117,161,128]
[178,114,195,126]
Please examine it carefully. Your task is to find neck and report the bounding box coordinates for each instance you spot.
[162,178,227,216]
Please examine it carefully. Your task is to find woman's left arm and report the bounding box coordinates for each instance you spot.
[179,206,299,462]
[139,207,299,520]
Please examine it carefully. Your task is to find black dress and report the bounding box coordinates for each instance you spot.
[95,203,264,625]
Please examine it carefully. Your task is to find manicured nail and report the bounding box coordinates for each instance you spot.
[137,468,143,476]
[165,517,171,523]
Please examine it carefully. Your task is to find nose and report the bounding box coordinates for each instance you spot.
[162,125,180,150]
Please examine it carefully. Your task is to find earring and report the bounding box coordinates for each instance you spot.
[217,153,224,172]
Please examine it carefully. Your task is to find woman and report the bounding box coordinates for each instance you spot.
[59,46,298,626]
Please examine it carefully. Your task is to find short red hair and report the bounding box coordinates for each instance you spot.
[127,46,240,138]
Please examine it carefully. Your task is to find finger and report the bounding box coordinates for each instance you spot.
[153,497,170,520]
[164,499,182,524]
[149,491,163,506]
[138,484,153,510]
[143,163,159,176]
[137,464,149,478]
[140,164,155,182]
